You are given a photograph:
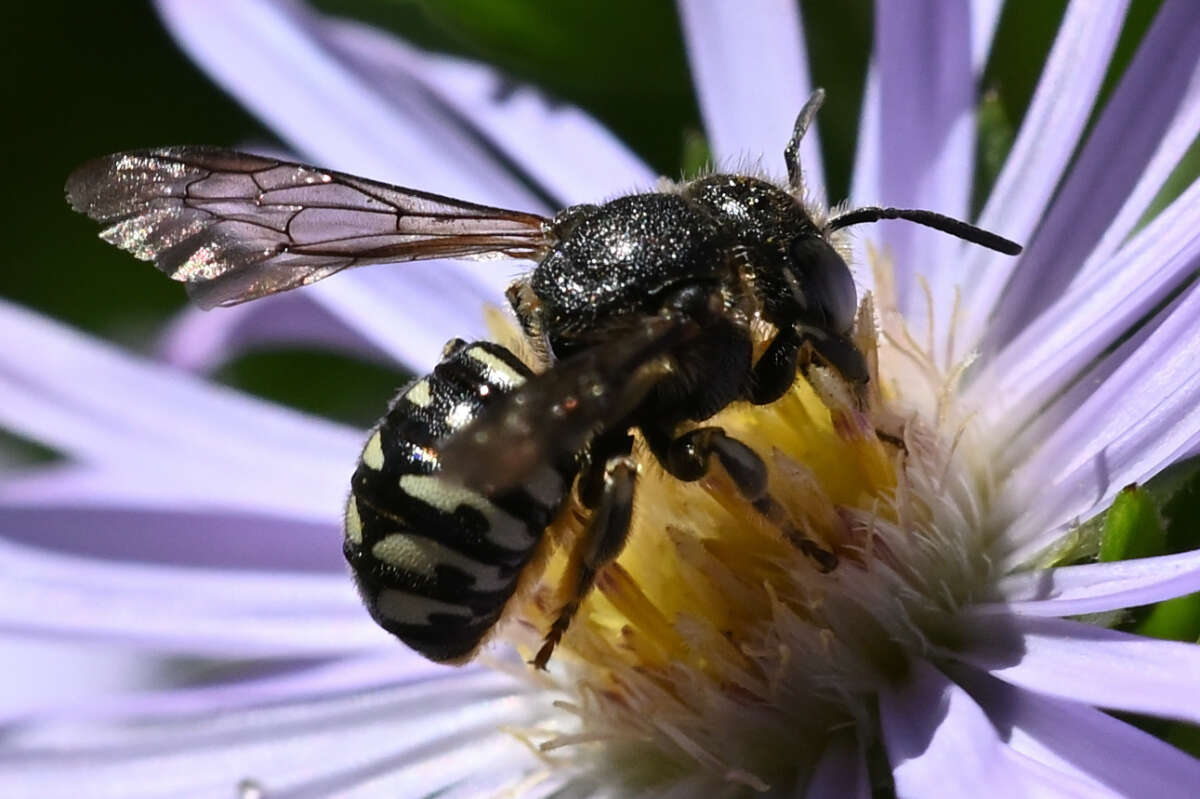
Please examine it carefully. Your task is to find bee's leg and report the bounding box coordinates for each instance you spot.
[747,326,802,404]
[749,325,872,409]
[439,337,468,358]
[505,279,544,340]
[643,424,837,572]
[793,335,903,449]
[533,434,637,669]
[796,328,870,408]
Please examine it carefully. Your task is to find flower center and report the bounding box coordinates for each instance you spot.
[496,283,991,793]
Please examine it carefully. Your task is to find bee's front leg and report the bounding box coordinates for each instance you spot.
[747,326,803,405]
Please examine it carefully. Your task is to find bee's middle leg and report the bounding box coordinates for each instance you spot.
[642,424,837,572]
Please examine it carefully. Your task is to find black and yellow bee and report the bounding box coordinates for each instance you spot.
[66,90,1020,668]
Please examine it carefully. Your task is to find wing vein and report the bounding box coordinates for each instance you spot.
[66,146,553,308]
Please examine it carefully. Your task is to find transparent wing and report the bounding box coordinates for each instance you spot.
[66,147,552,308]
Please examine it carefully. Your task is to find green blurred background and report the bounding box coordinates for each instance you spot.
[8,0,1170,429]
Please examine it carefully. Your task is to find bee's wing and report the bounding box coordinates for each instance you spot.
[66,147,552,309]
[438,314,700,494]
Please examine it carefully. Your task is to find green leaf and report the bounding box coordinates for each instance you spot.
[971,90,1016,220]
[1099,483,1168,562]
[1130,456,1200,643]
[1135,132,1200,232]
[1091,459,1200,753]
[1166,721,1200,759]
[1091,458,1200,643]
[215,349,409,429]
[1158,455,1200,554]
[679,129,712,179]
[1136,593,1200,643]
[1078,456,1200,569]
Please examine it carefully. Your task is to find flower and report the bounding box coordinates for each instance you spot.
[4,0,1200,797]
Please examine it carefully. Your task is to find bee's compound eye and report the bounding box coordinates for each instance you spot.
[789,237,857,334]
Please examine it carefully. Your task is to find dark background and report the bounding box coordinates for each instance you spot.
[0,0,1177,428]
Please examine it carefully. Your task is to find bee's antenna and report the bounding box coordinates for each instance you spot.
[786,89,826,190]
[826,207,1023,256]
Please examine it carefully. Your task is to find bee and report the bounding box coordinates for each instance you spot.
[66,90,1021,668]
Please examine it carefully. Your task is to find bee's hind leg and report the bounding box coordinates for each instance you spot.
[643,424,837,572]
[533,433,637,670]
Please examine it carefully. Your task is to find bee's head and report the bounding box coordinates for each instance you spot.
[786,234,857,336]
[683,174,857,334]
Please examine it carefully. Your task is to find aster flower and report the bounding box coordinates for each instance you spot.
[3,0,1200,796]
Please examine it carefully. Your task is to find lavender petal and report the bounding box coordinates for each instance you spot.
[153,0,540,209]
[676,0,824,200]
[849,0,999,299]
[968,175,1200,441]
[969,0,1005,73]
[1075,53,1200,286]
[999,283,1189,474]
[804,731,869,799]
[441,772,574,799]
[158,296,390,374]
[847,67,882,299]
[950,665,1200,798]
[0,533,379,658]
[0,532,357,612]
[997,279,1200,564]
[322,17,654,204]
[0,499,341,572]
[980,0,1200,355]
[0,667,536,799]
[29,653,479,726]
[956,0,1131,351]
[851,0,1002,204]
[0,580,381,659]
[955,614,1200,725]
[308,265,506,374]
[0,639,159,723]
[969,548,1200,619]
[153,0,541,364]
[872,1,974,323]
[0,302,357,521]
[878,658,1099,797]
[3,462,343,527]
[0,299,358,461]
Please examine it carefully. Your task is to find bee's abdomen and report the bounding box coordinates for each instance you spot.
[344,340,572,662]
